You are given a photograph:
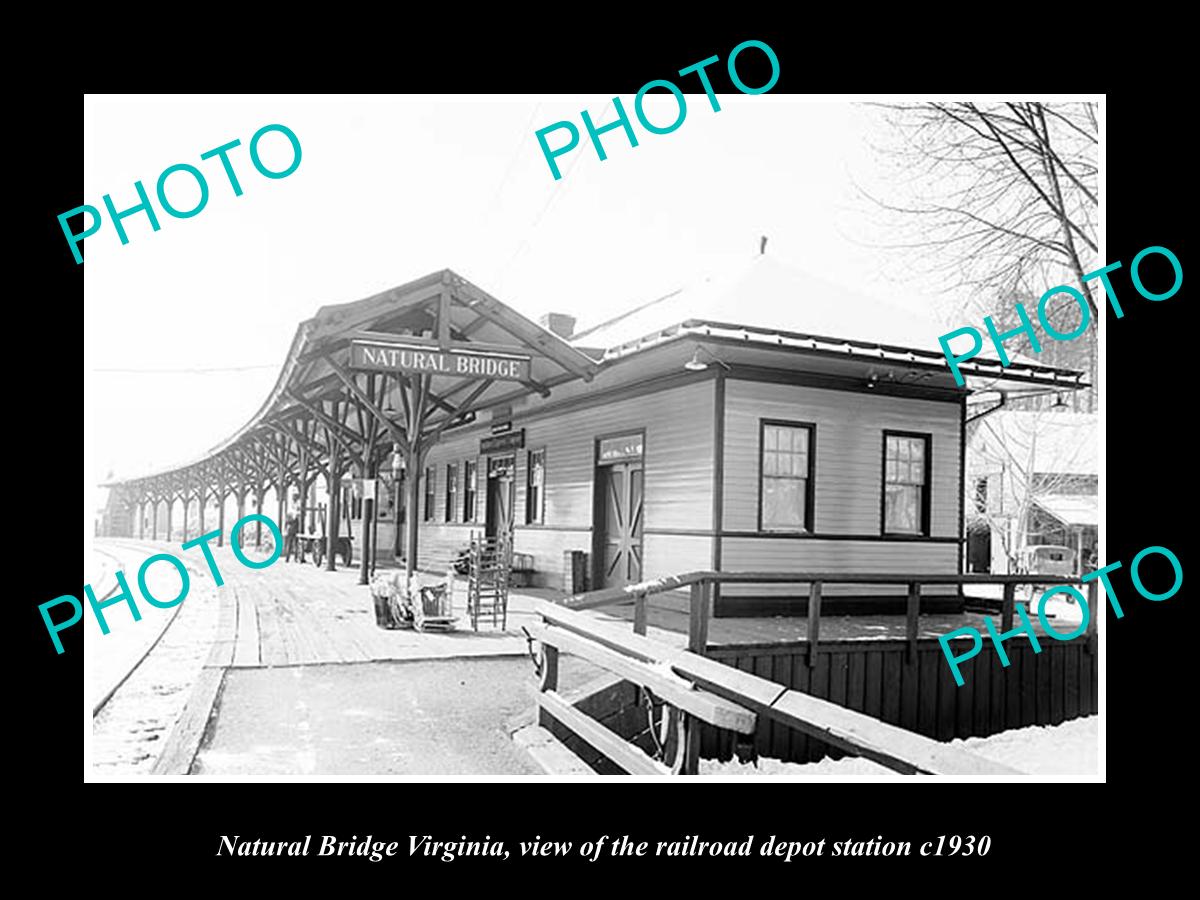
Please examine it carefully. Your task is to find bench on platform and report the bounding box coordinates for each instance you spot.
[510,552,536,588]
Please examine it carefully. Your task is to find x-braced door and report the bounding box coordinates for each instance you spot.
[597,459,644,589]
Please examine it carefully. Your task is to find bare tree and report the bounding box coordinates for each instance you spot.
[981,292,1096,412]
[863,102,1099,318]
[967,409,1095,576]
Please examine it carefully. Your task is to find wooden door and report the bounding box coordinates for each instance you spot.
[597,461,644,588]
[486,456,515,539]
[967,526,991,573]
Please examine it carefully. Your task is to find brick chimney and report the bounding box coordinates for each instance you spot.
[539,312,576,339]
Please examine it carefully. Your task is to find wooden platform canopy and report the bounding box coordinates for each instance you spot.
[105,269,600,582]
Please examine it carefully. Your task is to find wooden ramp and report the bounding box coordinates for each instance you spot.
[527,600,1024,777]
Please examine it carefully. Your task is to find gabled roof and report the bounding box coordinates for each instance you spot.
[574,254,944,353]
[1035,494,1098,527]
[107,269,599,488]
[571,255,1082,388]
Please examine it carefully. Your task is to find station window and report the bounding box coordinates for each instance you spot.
[423,466,436,522]
[526,448,546,524]
[883,432,931,536]
[463,459,478,522]
[445,463,458,523]
[759,421,814,532]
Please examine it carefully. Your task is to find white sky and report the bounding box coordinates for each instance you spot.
[82,94,976,510]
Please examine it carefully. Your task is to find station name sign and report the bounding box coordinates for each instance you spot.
[350,340,531,382]
[481,429,525,454]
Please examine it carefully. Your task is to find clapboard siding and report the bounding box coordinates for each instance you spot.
[723,380,961,535]
[508,527,592,589]
[407,372,965,595]
[722,538,959,570]
[720,538,959,600]
[411,521,476,569]
[419,380,715,587]
[718,379,962,602]
[642,533,712,580]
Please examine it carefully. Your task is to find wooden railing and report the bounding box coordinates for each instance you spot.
[563,571,1096,663]
[531,604,756,775]
[532,570,1095,776]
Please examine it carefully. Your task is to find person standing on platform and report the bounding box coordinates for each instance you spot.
[284,513,299,562]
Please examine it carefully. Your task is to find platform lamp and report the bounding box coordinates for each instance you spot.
[371,441,402,572]
[684,345,731,372]
[390,441,405,537]
[390,441,404,478]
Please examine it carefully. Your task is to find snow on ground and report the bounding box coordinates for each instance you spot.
[87,547,114,591]
[965,585,1085,629]
[90,539,224,773]
[699,716,1098,777]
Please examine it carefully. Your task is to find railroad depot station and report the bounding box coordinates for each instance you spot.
[96,258,1098,776]
[101,258,1086,609]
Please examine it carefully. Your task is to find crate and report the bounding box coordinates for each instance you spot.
[563,550,589,595]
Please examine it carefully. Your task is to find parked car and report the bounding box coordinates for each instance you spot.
[1017,544,1083,627]
[1016,544,1077,578]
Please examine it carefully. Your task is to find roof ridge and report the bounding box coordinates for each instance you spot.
[573,252,780,343]
[570,286,686,341]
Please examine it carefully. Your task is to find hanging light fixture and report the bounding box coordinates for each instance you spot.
[684,345,731,372]
[1051,393,1069,411]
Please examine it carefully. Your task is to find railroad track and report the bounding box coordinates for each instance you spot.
[89,538,205,719]
[89,545,122,599]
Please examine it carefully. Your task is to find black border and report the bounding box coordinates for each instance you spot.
[35,40,1196,875]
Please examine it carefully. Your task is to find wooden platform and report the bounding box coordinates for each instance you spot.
[124,544,1095,772]
[196,551,540,668]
